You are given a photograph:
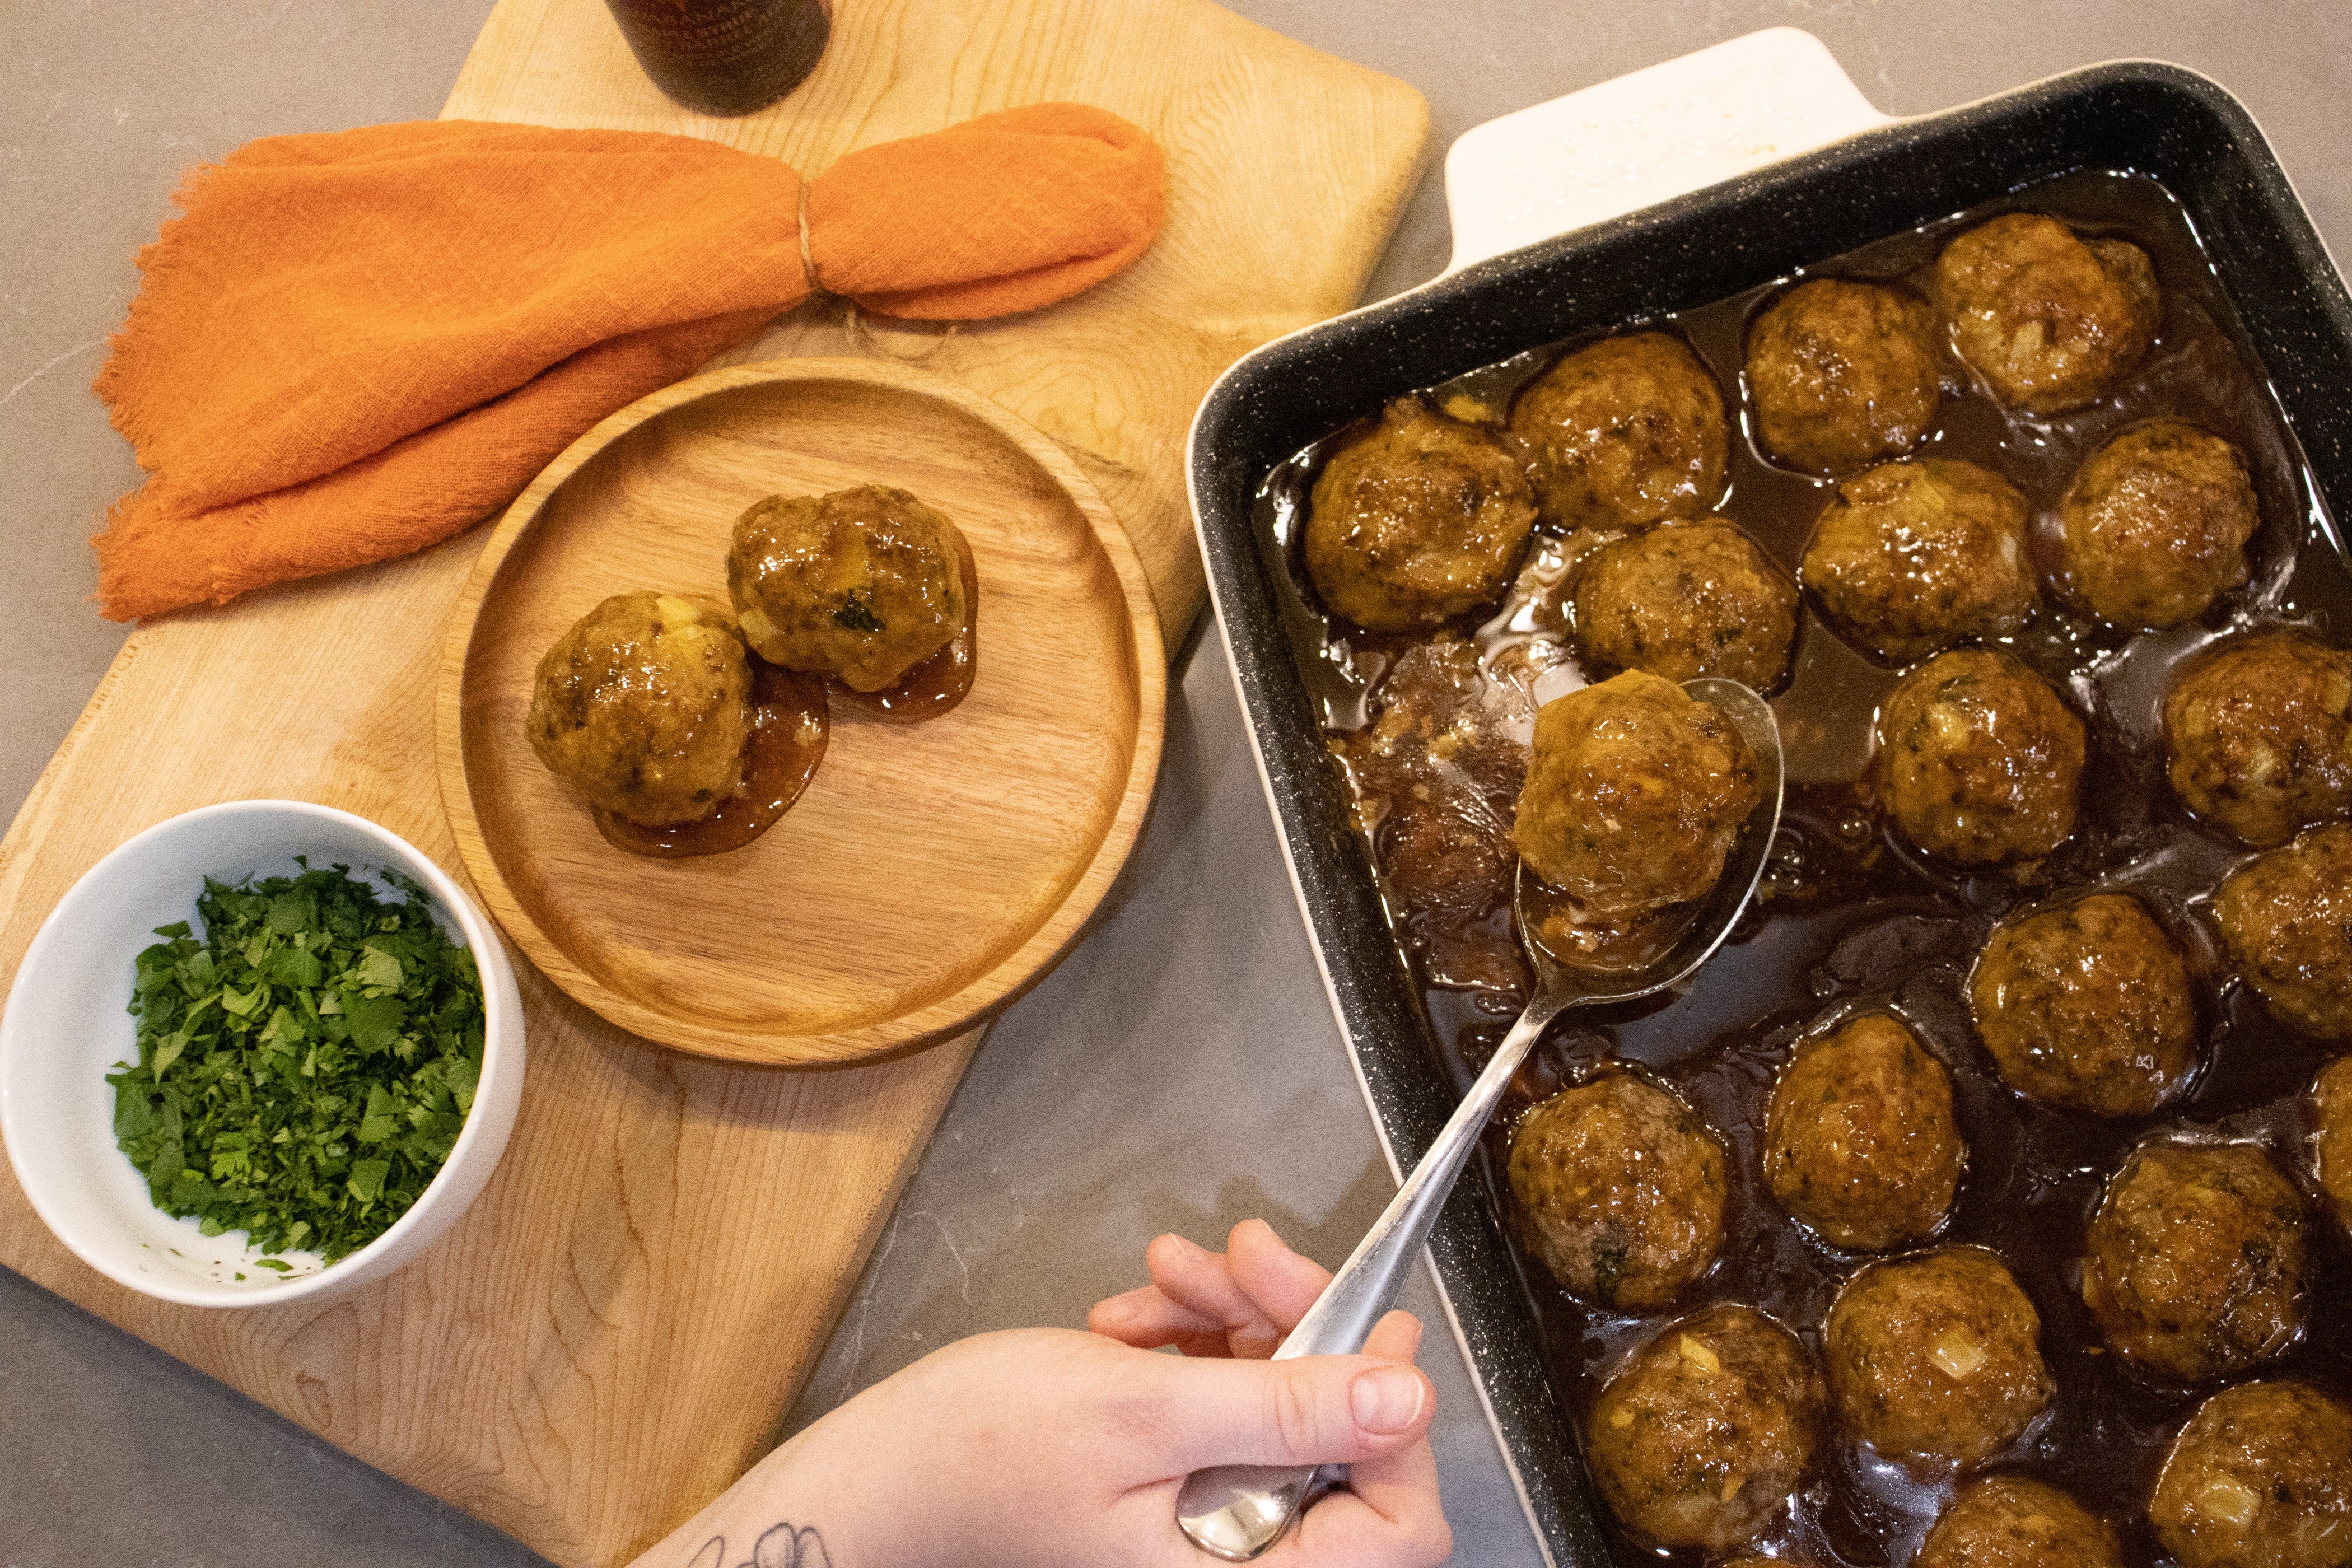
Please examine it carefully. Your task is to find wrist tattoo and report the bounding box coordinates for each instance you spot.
[684,1522,832,1568]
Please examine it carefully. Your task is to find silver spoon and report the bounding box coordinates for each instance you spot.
[1174,676,1785,1561]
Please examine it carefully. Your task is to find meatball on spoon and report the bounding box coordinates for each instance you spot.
[1177,679,1784,1561]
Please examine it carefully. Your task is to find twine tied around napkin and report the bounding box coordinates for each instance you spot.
[90,103,1164,622]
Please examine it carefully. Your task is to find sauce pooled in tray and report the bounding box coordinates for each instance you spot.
[1253,169,2352,1566]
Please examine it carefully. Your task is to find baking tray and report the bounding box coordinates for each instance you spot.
[1187,29,2352,1566]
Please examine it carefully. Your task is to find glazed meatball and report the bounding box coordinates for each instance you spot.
[2057,421,2260,629]
[1746,278,1944,474]
[726,484,968,692]
[1302,395,1537,631]
[1763,1012,1964,1249]
[2316,1057,2352,1235]
[1506,1067,1727,1310]
[2082,1140,2308,1386]
[1509,332,1729,531]
[1823,1248,2055,1469]
[1969,893,2201,1117]
[525,591,752,827]
[1800,459,2037,663]
[2152,1381,2352,1568]
[1572,519,1799,691]
[2164,631,2352,847]
[1915,1476,2126,1568]
[1585,1305,1824,1553]
[1513,670,1762,914]
[2215,823,2352,1041]
[1874,648,2087,865]
[1935,212,2161,413]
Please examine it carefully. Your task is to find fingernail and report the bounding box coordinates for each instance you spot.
[1166,1233,1208,1259]
[1250,1218,1286,1248]
[1351,1365,1426,1435]
[1095,1294,1142,1324]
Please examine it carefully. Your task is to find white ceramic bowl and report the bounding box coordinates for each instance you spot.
[0,801,525,1306]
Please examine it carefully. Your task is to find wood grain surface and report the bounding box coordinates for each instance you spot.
[444,361,1164,1065]
[0,2,1425,1562]
[442,0,1431,632]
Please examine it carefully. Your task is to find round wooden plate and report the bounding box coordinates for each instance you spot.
[436,359,1165,1067]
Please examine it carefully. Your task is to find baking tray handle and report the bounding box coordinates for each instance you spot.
[1443,27,1892,276]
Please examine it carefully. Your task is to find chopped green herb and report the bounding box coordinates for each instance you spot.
[1592,1238,1627,1305]
[832,594,884,633]
[107,862,486,1263]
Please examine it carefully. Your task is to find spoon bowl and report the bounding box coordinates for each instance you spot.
[1517,675,1786,998]
[1174,676,1785,1561]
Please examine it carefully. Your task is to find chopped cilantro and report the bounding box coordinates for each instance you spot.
[832,594,884,633]
[107,862,486,1263]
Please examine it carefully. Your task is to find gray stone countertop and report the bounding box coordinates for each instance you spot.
[4,2,2348,1564]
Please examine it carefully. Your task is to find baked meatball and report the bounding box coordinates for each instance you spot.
[1968,893,2201,1118]
[1585,1305,1824,1553]
[2152,1381,2352,1568]
[1915,1476,2126,1568]
[1746,278,1944,474]
[2215,823,2352,1041]
[1572,519,1799,691]
[1935,212,2161,413]
[1800,459,2037,664]
[1506,1067,1726,1310]
[2165,631,2352,847]
[526,591,753,827]
[1302,395,1537,631]
[1763,1012,1964,1249]
[1874,648,2087,865]
[2082,1140,2308,1386]
[1509,332,1729,531]
[2056,421,2260,629]
[1513,670,1762,914]
[726,484,968,692]
[1823,1248,2054,1469]
[2316,1057,2352,1235]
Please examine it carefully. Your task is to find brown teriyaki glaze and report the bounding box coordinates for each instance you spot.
[597,527,975,856]
[594,661,829,857]
[1254,171,2352,1566]
[832,525,980,724]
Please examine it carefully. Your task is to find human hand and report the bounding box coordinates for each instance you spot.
[1088,1217,1451,1566]
[632,1220,1450,1568]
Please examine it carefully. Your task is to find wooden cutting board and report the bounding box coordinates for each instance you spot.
[0,3,1426,1564]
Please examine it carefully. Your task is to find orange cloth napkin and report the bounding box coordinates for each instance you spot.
[91,104,1164,621]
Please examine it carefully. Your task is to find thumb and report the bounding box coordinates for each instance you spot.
[1140,1349,1435,1473]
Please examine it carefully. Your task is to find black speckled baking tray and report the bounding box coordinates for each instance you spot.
[1188,60,2352,1568]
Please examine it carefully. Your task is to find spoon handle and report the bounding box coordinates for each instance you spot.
[1174,989,1571,1561]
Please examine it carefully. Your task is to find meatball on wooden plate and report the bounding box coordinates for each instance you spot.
[439,359,1165,1066]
